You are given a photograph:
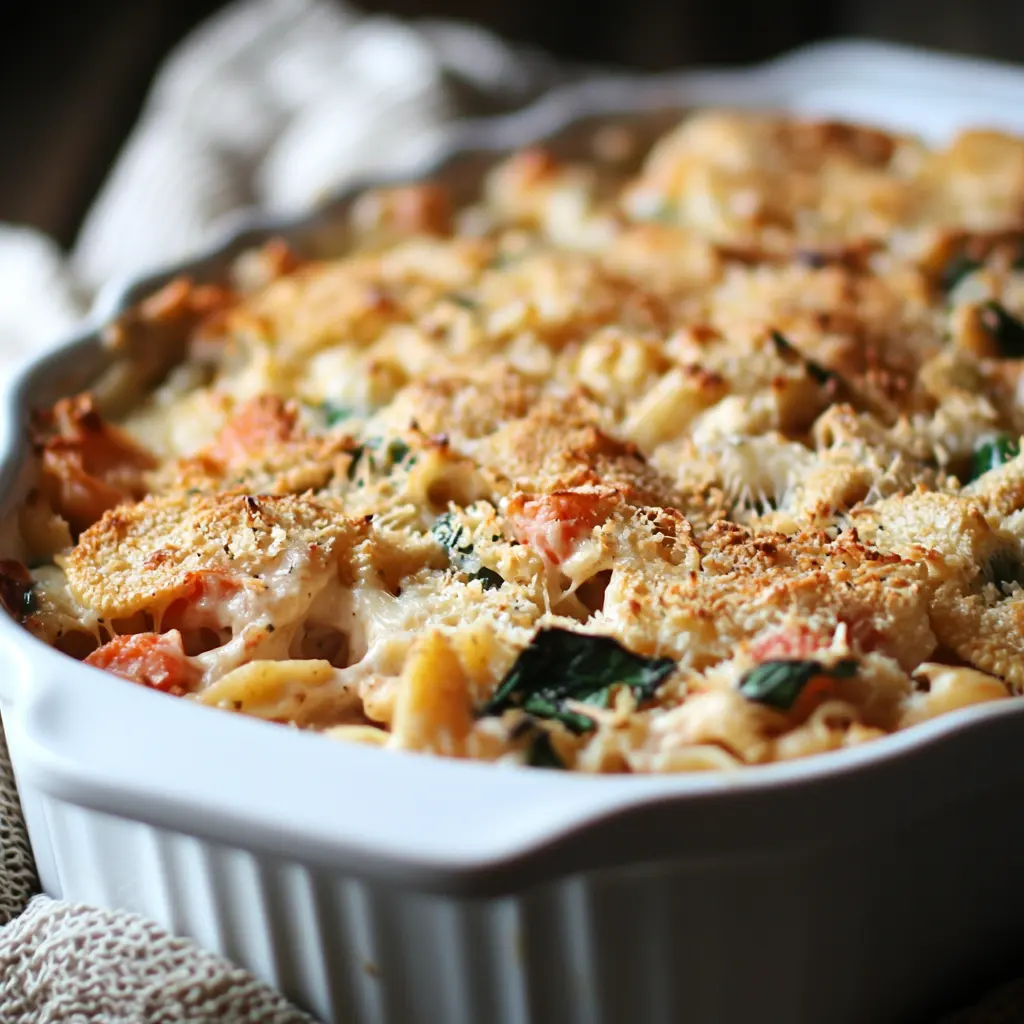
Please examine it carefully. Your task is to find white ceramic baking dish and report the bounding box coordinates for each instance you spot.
[4,39,1024,1024]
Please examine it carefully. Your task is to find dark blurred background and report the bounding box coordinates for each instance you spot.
[4,0,1022,247]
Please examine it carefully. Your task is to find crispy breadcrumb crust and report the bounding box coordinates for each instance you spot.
[64,493,366,620]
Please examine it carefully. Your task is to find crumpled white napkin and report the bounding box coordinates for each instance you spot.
[0,0,572,378]
[0,1,572,1019]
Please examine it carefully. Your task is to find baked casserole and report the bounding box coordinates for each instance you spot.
[10,110,1024,773]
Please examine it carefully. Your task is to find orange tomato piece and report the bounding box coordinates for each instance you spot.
[34,394,157,534]
[85,630,200,695]
[208,395,301,464]
[508,492,611,565]
[160,570,242,634]
[838,610,888,656]
[749,625,827,663]
[788,674,841,721]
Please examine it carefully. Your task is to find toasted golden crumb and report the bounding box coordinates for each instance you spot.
[64,493,367,620]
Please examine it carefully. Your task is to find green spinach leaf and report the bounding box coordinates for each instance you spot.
[385,439,411,465]
[939,253,983,293]
[520,696,597,734]
[432,512,471,554]
[483,627,676,733]
[738,658,857,711]
[971,435,1020,481]
[0,562,35,622]
[345,445,366,481]
[344,437,412,481]
[447,292,478,311]
[467,567,504,591]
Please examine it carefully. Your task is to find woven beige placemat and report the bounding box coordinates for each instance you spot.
[0,723,316,1023]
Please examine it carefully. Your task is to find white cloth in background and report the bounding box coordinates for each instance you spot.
[0,0,571,376]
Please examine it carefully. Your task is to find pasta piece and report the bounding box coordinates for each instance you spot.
[857,491,1024,686]
[900,662,1010,727]
[622,365,727,451]
[196,659,361,726]
[389,631,473,757]
[772,701,887,761]
[573,330,673,408]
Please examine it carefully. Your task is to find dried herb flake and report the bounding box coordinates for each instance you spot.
[432,512,504,591]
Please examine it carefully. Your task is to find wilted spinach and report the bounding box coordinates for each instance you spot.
[321,400,354,427]
[482,627,676,733]
[738,658,857,711]
[432,512,503,591]
[970,435,1020,481]
[939,253,983,293]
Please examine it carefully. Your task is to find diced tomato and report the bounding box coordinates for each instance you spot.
[508,492,611,565]
[208,395,300,464]
[788,674,841,721]
[838,611,887,656]
[160,570,242,634]
[34,394,157,534]
[749,625,827,662]
[85,630,200,695]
